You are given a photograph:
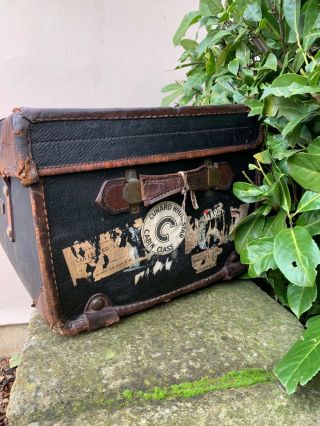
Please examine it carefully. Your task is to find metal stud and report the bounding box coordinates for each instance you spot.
[91,296,106,311]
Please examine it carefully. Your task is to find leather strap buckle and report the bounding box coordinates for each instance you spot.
[122,170,142,214]
[96,162,234,215]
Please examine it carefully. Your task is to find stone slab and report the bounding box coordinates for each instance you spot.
[7,281,320,425]
[44,381,320,426]
[0,324,29,358]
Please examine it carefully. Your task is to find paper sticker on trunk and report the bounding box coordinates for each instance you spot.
[191,246,223,274]
[63,224,145,285]
[142,201,187,255]
[185,203,249,255]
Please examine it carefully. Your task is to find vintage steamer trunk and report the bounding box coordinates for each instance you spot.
[0,105,262,335]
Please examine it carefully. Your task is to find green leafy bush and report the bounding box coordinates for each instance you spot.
[164,0,320,394]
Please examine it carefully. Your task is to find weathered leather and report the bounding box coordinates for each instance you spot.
[141,163,234,206]
[0,105,260,186]
[96,163,234,214]
[0,109,39,186]
[96,178,129,214]
[29,182,64,329]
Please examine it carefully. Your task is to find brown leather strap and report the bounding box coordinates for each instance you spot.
[96,163,234,215]
[141,163,233,207]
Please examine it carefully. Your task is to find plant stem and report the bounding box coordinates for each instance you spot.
[242,170,255,184]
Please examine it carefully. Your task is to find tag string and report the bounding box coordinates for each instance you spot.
[178,171,199,211]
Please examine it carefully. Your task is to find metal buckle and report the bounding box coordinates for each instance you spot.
[123,170,142,214]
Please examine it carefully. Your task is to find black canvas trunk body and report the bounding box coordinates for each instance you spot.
[0,105,262,335]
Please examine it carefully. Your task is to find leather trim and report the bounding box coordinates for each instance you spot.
[84,293,120,329]
[1,177,15,241]
[0,106,263,184]
[29,181,64,329]
[37,136,262,177]
[18,104,250,122]
[0,110,39,186]
[53,251,245,336]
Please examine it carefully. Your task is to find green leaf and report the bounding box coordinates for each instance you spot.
[228,58,239,76]
[303,0,320,49]
[264,117,287,132]
[161,82,182,93]
[308,137,320,154]
[296,211,320,236]
[282,111,318,137]
[274,227,320,287]
[254,150,271,164]
[288,153,320,192]
[291,50,305,72]
[241,236,277,278]
[243,3,262,22]
[161,89,183,107]
[268,269,288,305]
[233,90,246,103]
[205,49,216,74]
[274,98,301,121]
[199,0,222,16]
[261,53,277,71]
[266,134,289,159]
[283,0,301,38]
[263,211,287,237]
[245,100,263,116]
[287,283,317,318]
[180,39,198,50]
[236,42,251,66]
[272,176,291,214]
[9,353,22,369]
[275,315,320,394]
[296,191,320,213]
[233,182,270,203]
[173,11,201,46]
[234,213,265,253]
[261,0,279,30]
[261,74,320,99]
[266,38,281,49]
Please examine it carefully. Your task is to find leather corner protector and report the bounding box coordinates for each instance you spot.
[85,293,120,330]
[20,157,39,187]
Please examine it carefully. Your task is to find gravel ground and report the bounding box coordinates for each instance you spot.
[0,359,16,426]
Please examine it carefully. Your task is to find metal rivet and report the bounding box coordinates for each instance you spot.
[91,297,106,311]
[6,226,12,239]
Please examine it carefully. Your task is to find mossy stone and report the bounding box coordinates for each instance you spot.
[7,280,320,425]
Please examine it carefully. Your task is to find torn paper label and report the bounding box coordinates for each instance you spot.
[191,246,223,274]
[185,216,199,255]
[63,225,145,285]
